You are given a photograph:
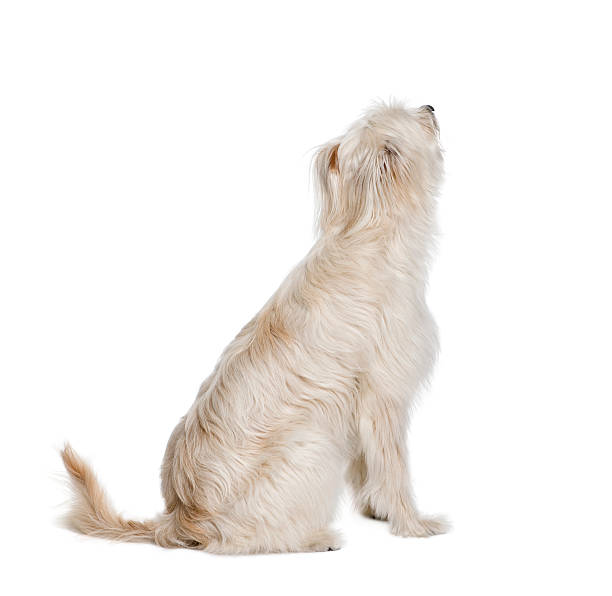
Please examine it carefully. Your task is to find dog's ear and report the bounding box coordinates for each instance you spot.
[313,140,340,188]
[314,138,413,233]
[313,140,341,232]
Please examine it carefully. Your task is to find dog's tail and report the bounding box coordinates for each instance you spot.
[60,443,159,543]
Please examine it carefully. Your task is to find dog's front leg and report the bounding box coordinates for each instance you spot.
[353,387,448,537]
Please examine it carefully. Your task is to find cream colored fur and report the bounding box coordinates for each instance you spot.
[61,101,448,554]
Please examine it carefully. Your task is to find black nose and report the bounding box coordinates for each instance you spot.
[424,105,435,112]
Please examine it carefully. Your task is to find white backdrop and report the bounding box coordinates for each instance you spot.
[1,1,611,594]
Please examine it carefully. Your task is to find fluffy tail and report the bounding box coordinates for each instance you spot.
[60,443,158,543]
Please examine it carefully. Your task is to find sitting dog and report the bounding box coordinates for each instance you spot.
[62,101,448,554]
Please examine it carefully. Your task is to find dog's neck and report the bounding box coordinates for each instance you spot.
[317,200,437,289]
[323,196,436,248]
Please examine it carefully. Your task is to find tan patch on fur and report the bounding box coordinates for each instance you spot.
[252,303,292,351]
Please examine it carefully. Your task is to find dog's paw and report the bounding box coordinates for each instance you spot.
[360,503,388,521]
[390,515,450,538]
[302,528,342,552]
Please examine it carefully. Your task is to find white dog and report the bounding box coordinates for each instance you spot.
[62,101,448,554]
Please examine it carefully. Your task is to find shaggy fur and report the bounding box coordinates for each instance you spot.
[61,101,448,554]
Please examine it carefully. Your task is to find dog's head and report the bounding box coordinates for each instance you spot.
[314,101,443,234]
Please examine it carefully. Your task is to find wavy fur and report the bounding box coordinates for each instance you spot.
[61,101,448,554]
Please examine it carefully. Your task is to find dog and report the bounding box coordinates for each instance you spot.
[61,101,448,554]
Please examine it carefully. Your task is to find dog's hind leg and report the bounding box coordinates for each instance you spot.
[203,430,345,554]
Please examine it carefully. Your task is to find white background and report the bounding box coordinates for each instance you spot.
[1,1,611,594]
